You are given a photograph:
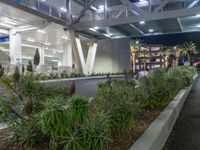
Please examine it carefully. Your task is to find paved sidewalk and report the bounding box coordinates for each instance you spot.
[164,75,200,150]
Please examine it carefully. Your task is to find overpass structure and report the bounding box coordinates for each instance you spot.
[0,0,199,74]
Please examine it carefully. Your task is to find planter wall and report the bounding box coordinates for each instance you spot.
[130,75,197,150]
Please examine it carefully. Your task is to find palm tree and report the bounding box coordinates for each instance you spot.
[138,48,149,71]
[161,47,170,69]
[178,42,196,64]
[130,41,138,73]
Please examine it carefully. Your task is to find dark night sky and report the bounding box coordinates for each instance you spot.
[132,32,200,48]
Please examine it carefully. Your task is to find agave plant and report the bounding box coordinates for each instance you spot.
[178,42,196,64]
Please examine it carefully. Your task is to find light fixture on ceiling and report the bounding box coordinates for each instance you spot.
[94,26,99,30]
[196,24,200,28]
[139,21,145,25]
[27,37,35,43]
[62,36,69,40]
[0,23,14,28]
[89,28,97,32]
[149,29,154,33]
[40,0,46,1]
[98,5,104,12]
[44,42,51,46]
[136,40,139,44]
[196,14,200,17]
[60,7,67,12]
[18,26,38,32]
[103,33,111,38]
[2,17,17,26]
[37,29,46,33]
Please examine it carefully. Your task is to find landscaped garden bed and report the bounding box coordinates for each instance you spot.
[0,66,197,150]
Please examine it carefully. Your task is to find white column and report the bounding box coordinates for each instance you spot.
[9,28,22,65]
[85,41,98,75]
[39,47,45,65]
[37,47,45,73]
[63,41,72,67]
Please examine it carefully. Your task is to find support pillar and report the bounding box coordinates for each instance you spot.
[85,41,97,74]
[9,28,22,65]
[63,41,73,67]
[37,47,45,73]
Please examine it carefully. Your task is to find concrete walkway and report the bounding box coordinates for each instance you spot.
[165,75,200,150]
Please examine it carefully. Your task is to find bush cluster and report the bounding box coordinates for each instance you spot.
[0,66,196,150]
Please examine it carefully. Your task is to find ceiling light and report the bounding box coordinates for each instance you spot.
[91,5,98,11]
[44,42,51,46]
[103,34,111,38]
[0,23,14,28]
[136,40,139,44]
[89,28,97,32]
[149,29,154,32]
[196,14,200,17]
[18,26,38,32]
[60,7,67,12]
[196,24,200,27]
[98,5,104,12]
[139,21,145,25]
[27,37,35,42]
[94,26,99,29]
[40,0,45,1]
[37,29,46,33]
[62,36,69,40]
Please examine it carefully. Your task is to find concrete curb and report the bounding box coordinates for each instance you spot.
[129,75,197,150]
[39,75,124,83]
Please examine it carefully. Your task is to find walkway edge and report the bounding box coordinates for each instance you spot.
[129,75,197,150]
[39,75,124,83]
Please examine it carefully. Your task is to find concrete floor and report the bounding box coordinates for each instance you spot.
[43,77,123,97]
[165,76,200,150]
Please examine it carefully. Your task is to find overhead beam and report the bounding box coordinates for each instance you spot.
[120,0,147,15]
[187,0,199,8]
[129,24,144,35]
[71,6,200,30]
[73,0,96,23]
[66,0,72,26]
[153,0,171,13]
[73,0,96,12]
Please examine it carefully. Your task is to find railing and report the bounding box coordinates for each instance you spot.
[79,0,200,23]
[20,0,67,23]
[2,63,81,75]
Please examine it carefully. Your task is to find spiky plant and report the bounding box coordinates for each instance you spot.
[34,48,40,66]
[178,42,196,64]
[0,64,4,77]
[13,66,20,82]
[27,61,33,73]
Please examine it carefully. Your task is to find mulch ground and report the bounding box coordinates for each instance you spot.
[107,109,162,150]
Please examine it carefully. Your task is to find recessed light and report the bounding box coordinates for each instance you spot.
[44,42,51,46]
[60,7,67,12]
[37,29,46,33]
[196,24,200,27]
[196,14,200,17]
[62,36,69,40]
[94,26,99,29]
[149,29,154,32]
[27,37,35,42]
[139,21,145,25]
